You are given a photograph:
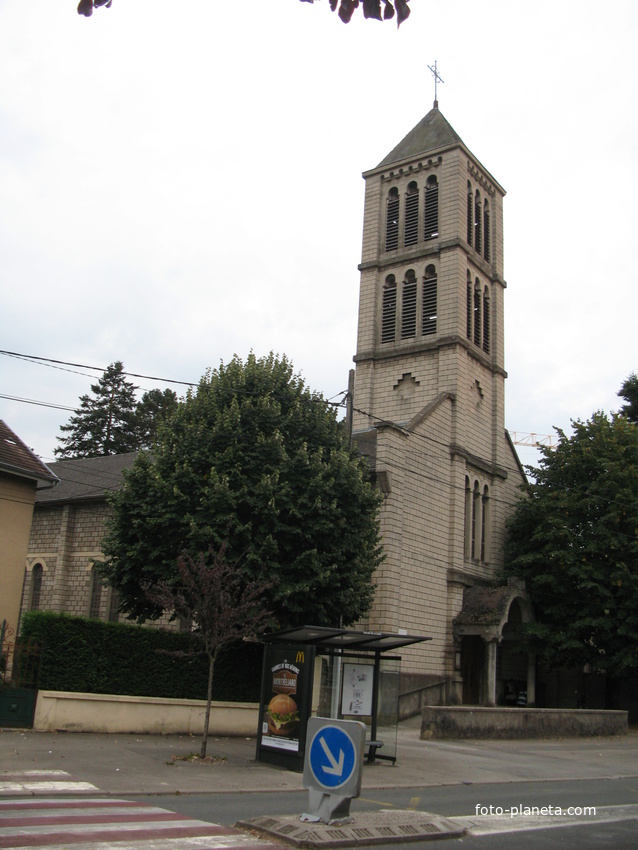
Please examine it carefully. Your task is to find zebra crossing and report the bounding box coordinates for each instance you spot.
[0,773,285,850]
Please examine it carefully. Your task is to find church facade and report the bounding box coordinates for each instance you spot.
[351,105,527,704]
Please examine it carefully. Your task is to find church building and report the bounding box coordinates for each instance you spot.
[351,103,528,705]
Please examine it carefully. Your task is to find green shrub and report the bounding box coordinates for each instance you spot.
[20,611,262,702]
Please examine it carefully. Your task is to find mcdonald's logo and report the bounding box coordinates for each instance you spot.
[295,651,305,664]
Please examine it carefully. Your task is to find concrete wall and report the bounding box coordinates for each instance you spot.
[420,705,628,739]
[34,691,259,736]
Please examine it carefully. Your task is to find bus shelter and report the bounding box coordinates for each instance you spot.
[256,625,431,772]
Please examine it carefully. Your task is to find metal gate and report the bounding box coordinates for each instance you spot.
[0,620,40,728]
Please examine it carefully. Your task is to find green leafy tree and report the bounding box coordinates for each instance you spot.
[99,352,383,628]
[55,361,139,458]
[145,544,272,757]
[618,373,638,424]
[77,0,411,26]
[504,412,638,677]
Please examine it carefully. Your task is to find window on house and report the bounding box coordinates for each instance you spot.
[404,182,419,246]
[467,182,473,246]
[386,188,399,251]
[473,279,482,347]
[482,287,490,354]
[30,564,43,611]
[89,567,103,619]
[401,269,417,339]
[466,271,472,340]
[483,199,490,262]
[424,175,439,240]
[474,190,482,256]
[381,275,397,343]
[422,265,437,336]
[108,587,120,623]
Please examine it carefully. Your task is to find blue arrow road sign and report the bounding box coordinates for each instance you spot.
[308,724,357,789]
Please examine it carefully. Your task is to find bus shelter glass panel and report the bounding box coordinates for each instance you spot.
[316,654,400,763]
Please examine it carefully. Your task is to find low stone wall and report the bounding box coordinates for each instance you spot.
[420,706,628,739]
[34,690,259,736]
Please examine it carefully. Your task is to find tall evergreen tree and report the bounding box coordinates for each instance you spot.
[133,388,179,450]
[55,362,139,458]
[618,372,638,424]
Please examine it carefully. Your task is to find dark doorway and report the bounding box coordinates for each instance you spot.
[461,635,483,704]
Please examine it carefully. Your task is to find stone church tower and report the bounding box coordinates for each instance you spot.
[352,105,527,703]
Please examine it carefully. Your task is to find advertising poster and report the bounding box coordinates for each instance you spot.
[341,663,374,716]
[257,643,315,770]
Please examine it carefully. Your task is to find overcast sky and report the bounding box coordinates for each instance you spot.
[1,0,636,471]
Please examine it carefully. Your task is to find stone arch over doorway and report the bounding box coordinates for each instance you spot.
[453,578,535,706]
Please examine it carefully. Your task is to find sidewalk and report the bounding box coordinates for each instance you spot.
[1,719,637,797]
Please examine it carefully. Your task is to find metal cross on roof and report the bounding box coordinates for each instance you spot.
[428,60,444,108]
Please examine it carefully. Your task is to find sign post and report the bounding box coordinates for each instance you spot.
[301,717,365,825]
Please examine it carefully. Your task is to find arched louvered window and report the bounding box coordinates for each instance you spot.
[474,190,482,256]
[473,280,482,346]
[381,275,397,343]
[466,182,473,246]
[30,564,43,611]
[424,175,439,240]
[401,269,417,339]
[404,182,419,246]
[483,199,490,262]
[466,271,472,340]
[482,287,490,354]
[422,265,437,336]
[481,485,490,563]
[386,188,399,251]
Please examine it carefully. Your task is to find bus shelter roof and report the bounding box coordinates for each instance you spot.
[261,625,431,654]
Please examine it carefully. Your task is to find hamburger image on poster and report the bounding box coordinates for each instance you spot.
[266,693,300,737]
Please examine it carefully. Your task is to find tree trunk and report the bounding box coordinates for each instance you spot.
[200,651,216,758]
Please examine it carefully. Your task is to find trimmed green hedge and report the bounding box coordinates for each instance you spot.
[20,611,262,702]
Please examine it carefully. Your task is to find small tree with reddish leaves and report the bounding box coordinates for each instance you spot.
[145,544,272,758]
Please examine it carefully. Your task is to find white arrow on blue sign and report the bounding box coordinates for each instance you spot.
[305,719,364,792]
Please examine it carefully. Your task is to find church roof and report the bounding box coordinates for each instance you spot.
[34,451,139,504]
[377,106,465,168]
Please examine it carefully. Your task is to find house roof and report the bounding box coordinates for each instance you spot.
[0,420,58,487]
[377,106,465,168]
[34,451,139,505]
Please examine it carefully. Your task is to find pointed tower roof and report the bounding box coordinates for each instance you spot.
[377,106,465,168]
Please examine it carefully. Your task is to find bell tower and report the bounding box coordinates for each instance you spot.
[352,104,524,691]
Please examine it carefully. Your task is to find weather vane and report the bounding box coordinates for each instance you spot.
[428,61,444,108]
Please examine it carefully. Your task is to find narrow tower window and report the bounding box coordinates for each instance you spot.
[404,182,419,246]
[466,271,472,340]
[401,269,417,339]
[467,182,473,246]
[474,190,482,256]
[381,275,397,343]
[483,199,490,262]
[471,480,481,560]
[482,286,490,354]
[422,265,437,336]
[464,476,472,560]
[473,279,482,347]
[385,187,399,251]
[424,175,439,240]
[481,485,490,563]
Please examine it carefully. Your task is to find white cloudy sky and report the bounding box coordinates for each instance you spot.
[1,0,636,471]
